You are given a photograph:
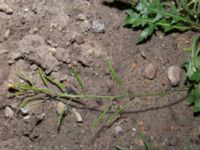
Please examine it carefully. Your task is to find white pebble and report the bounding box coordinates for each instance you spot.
[144,63,157,80]
[56,102,66,114]
[4,106,14,118]
[115,126,123,134]
[92,20,105,33]
[72,108,83,123]
[168,66,181,86]
[20,107,29,115]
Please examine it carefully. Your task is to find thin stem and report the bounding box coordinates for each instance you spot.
[56,88,187,100]
[12,83,187,101]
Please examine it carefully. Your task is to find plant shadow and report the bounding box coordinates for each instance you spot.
[102,1,132,10]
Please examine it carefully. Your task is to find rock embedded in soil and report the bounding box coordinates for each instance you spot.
[70,31,84,44]
[51,71,68,82]
[29,64,38,71]
[20,108,29,115]
[167,66,181,86]
[23,115,31,122]
[56,102,66,114]
[4,106,14,118]
[114,126,123,134]
[76,14,87,21]
[143,63,157,80]
[0,4,13,15]
[92,20,105,33]
[36,113,46,123]
[52,47,70,63]
[4,29,10,40]
[72,108,83,123]
[80,20,91,32]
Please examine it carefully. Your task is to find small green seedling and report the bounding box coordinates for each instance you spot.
[139,132,152,150]
[56,106,66,129]
[71,67,85,94]
[39,68,65,92]
[108,61,123,85]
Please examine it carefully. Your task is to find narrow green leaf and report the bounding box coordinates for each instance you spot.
[39,68,65,92]
[17,71,33,85]
[92,105,110,128]
[17,99,45,113]
[194,98,200,112]
[190,70,200,81]
[114,145,129,150]
[45,75,65,92]
[137,25,154,43]
[139,132,152,150]
[107,61,123,85]
[107,101,131,124]
[187,34,200,78]
[71,67,85,93]
[186,88,195,105]
[39,68,49,87]
[57,108,66,128]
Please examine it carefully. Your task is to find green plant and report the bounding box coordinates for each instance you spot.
[185,34,200,112]
[71,67,85,94]
[139,132,152,150]
[114,132,153,150]
[125,0,200,43]
[125,0,200,113]
[8,66,184,128]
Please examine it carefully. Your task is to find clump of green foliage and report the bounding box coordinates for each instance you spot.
[185,34,200,112]
[125,0,200,43]
[125,0,200,112]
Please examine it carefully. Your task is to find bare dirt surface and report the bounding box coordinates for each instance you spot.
[0,0,200,150]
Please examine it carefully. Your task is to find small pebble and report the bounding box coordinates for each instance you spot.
[30,64,38,70]
[36,113,45,122]
[23,7,29,12]
[30,27,39,34]
[70,31,84,44]
[4,106,14,118]
[168,66,181,86]
[4,29,10,40]
[72,108,83,123]
[0,4,13,14]
[92,20,105,33]
[132,128,137,136]
[133,138,144,146]
[23,115,31,122]
[46,39,58,48]
[56,102,66,114]
[115,126,123,134]
[143,63,157,80]
[80,20,91,32]
[76,14,87,21]
[140,50,146,59]
[20,107,29,115]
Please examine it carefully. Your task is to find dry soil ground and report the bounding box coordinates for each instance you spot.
[0,0,200,150]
